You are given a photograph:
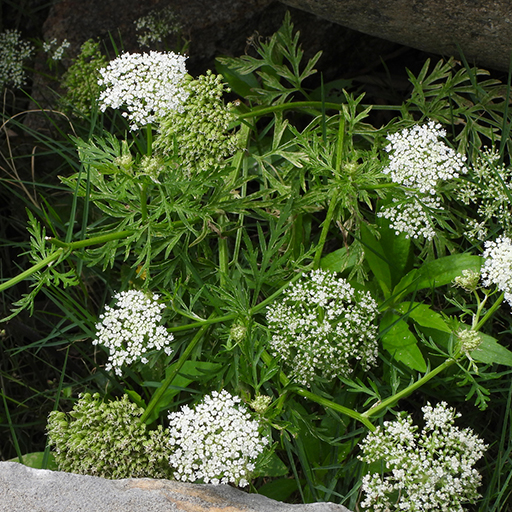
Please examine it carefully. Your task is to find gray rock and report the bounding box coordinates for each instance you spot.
[0,462,353,512]
[279,0,512,71]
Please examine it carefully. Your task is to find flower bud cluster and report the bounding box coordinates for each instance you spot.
[98,50,188,130]
[266,270,379,386]
[62,39,107,114]
[359,402,487,512]
[167,390,269,486]
[453,269,480,293]
[47,393,172,479]
[93,290,174,375]
[155,70,240,176]
[378,121,467,239]
[481,235,512,306]
[0,29,34,90]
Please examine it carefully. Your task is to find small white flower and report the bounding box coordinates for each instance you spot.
[378,121,467,240]
[98,51,188,130]
[266,270,379,386]
[0,29,34,90]
[359,402,487,512]
[167,390,268,486]
[481,235,512,306]
[93,290,174,375]
[43,38,70,61]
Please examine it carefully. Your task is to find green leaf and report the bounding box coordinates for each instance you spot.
[253,451,289,479]
[376,216,412,287]
[415,254,482,290]
[257,477,298,501]
[380,313,427,372]
[9,452,58,470]
[471,332,512,367]
[396,302,452,333]
[320,246,359,274]
[143,360,221,422]
[360,222,392,297]
[392,254,482,302]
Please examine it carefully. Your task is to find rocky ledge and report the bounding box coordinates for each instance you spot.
[0,461,353,512]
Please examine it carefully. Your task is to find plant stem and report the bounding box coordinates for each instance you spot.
[141,321,210,424]
[259,349,375,431]
[48,230,134,249]
[312,189,339,270]
[0,249,64,293]
[140,183,148,224]
[361,357,457,419]
[474,291,504,331]
[0,230,134,293]
[238,101,404,120]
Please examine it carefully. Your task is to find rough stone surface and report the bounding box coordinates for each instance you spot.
[279,0,512,71]
[0,462,353,512]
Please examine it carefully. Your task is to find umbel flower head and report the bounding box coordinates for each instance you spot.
[359,402,487,512]
[98,50,188,130]
[155,70,240,177]
[456,147,512,240]
[93,290,174,375]
[378,121,467,240]
[47,393,172,479]
[0,29,34,90]
[266,270,379,386]
[167,390,269,486]
[481,235,512,306]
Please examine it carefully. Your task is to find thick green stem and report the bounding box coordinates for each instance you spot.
[475,292,504,331]
[362,357,457,419]
[141,322,209,424]
[312,189,339,270]
[260,349,375,431]
[140,183,148,224]
[0,249,64,293]
[0,230,134,293]
[238,101,404,120]
[218,216,229,289]
[48,230,134,249]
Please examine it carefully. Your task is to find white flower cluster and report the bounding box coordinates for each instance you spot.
[43,38,70,61]
[0,29,34,90]
[266,270,379,386]
[456,147,512,240]
[93,290,174,375]
[98,51,188,130]
[359,402,487,512]
[378,121,467,239]
[481,236,512,306]
[167,390,268,486]
[135,6,182,48]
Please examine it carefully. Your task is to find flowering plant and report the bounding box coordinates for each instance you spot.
[4,12,512,511]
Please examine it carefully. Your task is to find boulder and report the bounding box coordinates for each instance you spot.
[278,0,512,71]
[0,462,353,512]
